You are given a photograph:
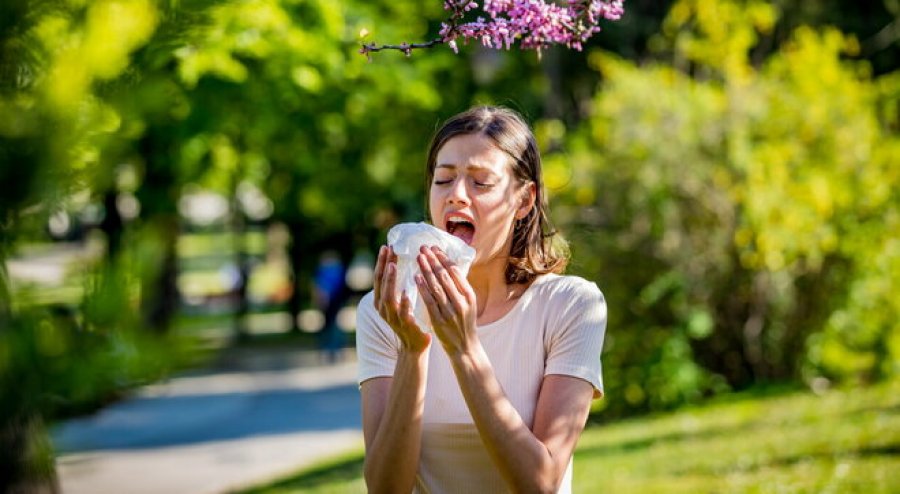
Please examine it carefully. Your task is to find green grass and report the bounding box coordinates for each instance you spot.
[575,379,900,493]
[237,451,366,494]
[240,379,900,493]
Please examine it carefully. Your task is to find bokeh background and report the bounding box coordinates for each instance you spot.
[1,0,898,492]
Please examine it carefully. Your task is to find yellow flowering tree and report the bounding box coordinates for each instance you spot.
[551,0,900,414]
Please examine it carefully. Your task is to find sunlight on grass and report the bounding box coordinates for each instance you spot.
[240,379,900,493]
[575,379,900,493]
[236,450,366,494]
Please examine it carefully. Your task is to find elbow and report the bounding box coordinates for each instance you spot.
[514,482,559,494]
[363,475,392,494]
[363,461,385,494]
[512,467,562,494]
[364,460,416,494]
[525,461,567,494]
[535,478,562,494]
[363,464,389,494]
[366,481,416,494]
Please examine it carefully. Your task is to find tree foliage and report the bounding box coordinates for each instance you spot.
[549,0,900,415]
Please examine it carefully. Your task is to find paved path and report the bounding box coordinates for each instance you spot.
[52,352,363,494]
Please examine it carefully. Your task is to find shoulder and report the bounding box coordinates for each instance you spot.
[356,291,383,330]
[355,291,399,347]
[530,274,607,331]
[359,290,375,310]
[533,274,605,306]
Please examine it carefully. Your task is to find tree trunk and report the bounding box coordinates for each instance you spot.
[0,414,59,494]
[136,130,180,334]
[232,195,249,341]
[141,215,179,334]
[99,190,124,262]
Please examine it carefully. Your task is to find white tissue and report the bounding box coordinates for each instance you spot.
[387,222,476,330]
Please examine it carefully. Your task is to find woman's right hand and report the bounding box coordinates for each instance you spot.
[373,245,431,353]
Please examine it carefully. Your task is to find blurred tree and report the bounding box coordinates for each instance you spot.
[0,0,170,489]
[109,0,483,334]
[504,0,900,125]
[552,0,900,416]
[772,0,900,76]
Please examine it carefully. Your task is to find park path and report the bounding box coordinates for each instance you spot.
[52,349,363,494]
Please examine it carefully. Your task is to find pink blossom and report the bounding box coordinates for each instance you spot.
[447,0,624,53]
[363,0,624,57]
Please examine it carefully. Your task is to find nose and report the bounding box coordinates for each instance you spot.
[446,177,470,206]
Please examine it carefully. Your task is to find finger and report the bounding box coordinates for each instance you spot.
[377,261,396,321]
[416,273,446,323]
[430,247,474,308]
[373,245,386,305]
[425,247,467,315]
[383,247,399,305]
[400,290,433,350]
[384,261,399,305]
[399,290,420,330]
[387,245,398,263]
[417,249,449,310]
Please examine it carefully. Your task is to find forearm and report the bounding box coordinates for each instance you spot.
[364,350,429,494]
[451,345,561,493]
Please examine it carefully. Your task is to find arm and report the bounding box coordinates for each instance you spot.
[453,357,594,493]
[416,246,596,493]
[361,351,428,494]
[361,246,431,494]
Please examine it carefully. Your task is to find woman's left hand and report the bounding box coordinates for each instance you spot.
[415,245,479,357]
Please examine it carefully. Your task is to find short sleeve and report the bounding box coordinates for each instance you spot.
[355,292,400,386]
[544,278,607,399]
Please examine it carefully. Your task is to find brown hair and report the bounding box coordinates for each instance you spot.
[425,106,568,284]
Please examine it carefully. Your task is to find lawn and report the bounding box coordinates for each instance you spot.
[239,378,900,493]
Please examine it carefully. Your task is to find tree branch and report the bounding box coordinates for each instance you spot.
[360,0,625,58]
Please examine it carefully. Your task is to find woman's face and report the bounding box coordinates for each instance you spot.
[429,133,533,266]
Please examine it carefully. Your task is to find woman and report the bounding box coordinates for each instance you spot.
[357,106,607,493]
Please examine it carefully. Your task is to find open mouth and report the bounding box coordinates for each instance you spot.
[446,217,476,245]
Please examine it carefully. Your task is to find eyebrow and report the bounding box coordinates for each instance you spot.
[435,163,494,172]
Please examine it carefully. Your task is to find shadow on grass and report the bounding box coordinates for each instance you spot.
[576,420,762,459]
[238,452,365,493]
[662,442,900,480]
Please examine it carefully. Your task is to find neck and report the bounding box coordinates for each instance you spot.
[466,256,514,318]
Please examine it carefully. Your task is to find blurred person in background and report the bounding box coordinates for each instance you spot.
[313,250,347,363]
[356,106,607,493]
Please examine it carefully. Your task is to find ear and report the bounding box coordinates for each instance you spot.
[516,182,537,220]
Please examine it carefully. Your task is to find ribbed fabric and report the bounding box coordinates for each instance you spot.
[357,274,607,494]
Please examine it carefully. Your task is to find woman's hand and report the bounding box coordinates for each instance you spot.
[373,245,431,353]
[415,245,479,357]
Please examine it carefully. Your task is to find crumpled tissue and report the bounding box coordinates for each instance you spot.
[387,222,476,330]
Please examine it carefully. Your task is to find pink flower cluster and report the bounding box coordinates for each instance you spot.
[440,0,624,53]
[358,0,623,58]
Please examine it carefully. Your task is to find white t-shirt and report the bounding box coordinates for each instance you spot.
[356,273,607,493]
